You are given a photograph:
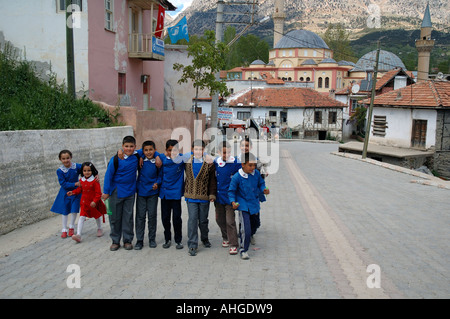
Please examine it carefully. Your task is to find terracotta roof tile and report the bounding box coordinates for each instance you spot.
[360,80,450,108]
[226,87,346,108]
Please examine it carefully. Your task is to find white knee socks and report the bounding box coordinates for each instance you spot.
[77,216,102,236]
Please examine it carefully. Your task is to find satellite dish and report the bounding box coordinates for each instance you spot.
[437,72,444,80]
[351,84,360,94]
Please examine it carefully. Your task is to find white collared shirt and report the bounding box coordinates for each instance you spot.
[238,168,255,179]
[217,156,236,167]
[81,175,95,182]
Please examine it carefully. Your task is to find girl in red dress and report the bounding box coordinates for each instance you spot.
[67,162,106,243]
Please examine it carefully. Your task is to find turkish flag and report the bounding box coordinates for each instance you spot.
[155,5,165,38]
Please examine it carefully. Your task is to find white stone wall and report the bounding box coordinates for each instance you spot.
[0,126,133,235]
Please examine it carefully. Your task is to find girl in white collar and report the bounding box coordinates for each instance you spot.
[51,150,82,238]
[67,162,106,243]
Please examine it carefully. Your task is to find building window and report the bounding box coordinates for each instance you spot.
[58,0,83,12]
[350,99,362,114]
[373,115,387,137]
[306,77,311,81]
[105,0,114,31]
[318,77,323,88]
[237,111,251,120]
[118,73,126,95]
[325,77,330,88]
[328,111,337,124]
[314,111,322,124]
[300,77,304,81]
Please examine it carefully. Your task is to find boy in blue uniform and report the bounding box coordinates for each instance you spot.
[102,136,140,251]
[159,139,186,249]
[214,141,241,255]
[228,153,270,260]
[135,140,162,250]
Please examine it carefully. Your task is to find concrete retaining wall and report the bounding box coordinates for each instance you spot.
[0,126,133,235]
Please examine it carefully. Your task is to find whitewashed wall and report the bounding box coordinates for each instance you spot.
[0,0,89,92]
[0,126,133,235]
[370,107,437,149]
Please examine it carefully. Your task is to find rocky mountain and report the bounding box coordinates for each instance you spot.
[167,0,450,42]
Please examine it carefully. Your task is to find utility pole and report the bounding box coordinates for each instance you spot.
[362,41,380,159]
[211,0,259,128]
[66,0,76,99]
[211,0,225,129]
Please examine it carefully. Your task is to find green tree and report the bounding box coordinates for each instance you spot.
[173,30,229,115]
[223,26,270,69]
[322,23,357,63]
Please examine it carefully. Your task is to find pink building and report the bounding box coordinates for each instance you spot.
[0,0,176,111]
[88,0,176,110]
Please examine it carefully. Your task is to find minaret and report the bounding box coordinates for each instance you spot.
[273,0,286,47]
[415,3,435,82]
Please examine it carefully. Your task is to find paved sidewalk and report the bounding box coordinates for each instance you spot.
[0,141,448,299]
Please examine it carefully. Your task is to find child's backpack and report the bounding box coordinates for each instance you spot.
[113,152,141,173]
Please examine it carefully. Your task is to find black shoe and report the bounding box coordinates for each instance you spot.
[149,240,157,248]
[163,240,171,249]
[202,239,211,248]
[134,241,143,250]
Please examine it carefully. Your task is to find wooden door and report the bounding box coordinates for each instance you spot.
[411,120,427,148]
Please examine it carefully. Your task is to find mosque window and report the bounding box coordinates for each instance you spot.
[300,77,304,81]
[318,77,323,88]
[325,77,330,88]
[306,77,310,81]
[304,50,308,56]
[313,51,317,57]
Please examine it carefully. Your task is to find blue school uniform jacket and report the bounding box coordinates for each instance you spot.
[159,153,186,200]
[51,163,82,215]
[214,156,241,205]
[137,157,162,197]
[228,168,266,215]
[103,152,140,198]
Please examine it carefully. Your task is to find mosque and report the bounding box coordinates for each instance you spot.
[225,0,412,96]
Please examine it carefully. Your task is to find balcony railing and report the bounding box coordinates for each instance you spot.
[128,33,165,61]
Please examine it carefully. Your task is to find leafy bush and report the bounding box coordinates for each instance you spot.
[0,43,118,131]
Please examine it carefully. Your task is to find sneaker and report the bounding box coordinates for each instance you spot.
[134,241,143,250]
[229,247,238,255]
[96,229,103,237]
[162,240,171,249]
[124,242,133,250]
[240,251,250,260]
[176,242,184,249]
[202,239,211,248]
[61,231,68,239]
[188,247,197,256]
[68,228,75,237]
[250,235,255,245]
[110,243,120,251]
[149,240,157,248]
[222,240,229,247]
[72,234,81,243]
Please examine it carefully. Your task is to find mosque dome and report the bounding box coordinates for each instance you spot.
[301,59,317,66]
[250,59,266,66]
[274,29,330,50]
[319,58,337,64]
[355,50,406,72]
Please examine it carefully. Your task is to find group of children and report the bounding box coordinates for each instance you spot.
[51,136,269,260]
